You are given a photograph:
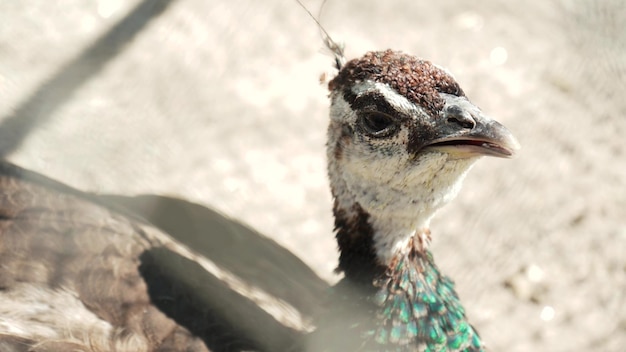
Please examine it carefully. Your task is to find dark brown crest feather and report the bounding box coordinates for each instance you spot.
[329,50,465,116]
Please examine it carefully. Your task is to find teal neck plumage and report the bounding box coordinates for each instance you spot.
[313,244,485,352]
[311,204,485,351]
[365,247,484,351]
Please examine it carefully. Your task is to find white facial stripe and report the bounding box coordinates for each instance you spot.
[350,81,427,117]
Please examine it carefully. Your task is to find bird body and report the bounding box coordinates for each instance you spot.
[0,49,518,352]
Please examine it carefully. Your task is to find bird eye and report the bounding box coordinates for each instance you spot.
[358,111,398,137]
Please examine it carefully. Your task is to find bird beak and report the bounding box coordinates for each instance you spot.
[424,95,520,158]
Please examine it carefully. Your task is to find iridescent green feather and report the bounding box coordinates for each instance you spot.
[369,250,485,352]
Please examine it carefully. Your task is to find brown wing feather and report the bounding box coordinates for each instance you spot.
[0,162,209,351]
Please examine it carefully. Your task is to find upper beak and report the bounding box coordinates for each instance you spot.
[424,95,520,158]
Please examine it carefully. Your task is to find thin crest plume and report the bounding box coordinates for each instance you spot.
[295,0,346,70]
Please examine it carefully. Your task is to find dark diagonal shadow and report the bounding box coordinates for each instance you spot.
[140,246,303,352]
[0,0,176,157]
[100,194,329,320]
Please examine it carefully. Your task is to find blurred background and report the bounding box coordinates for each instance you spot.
[0,0,624,350]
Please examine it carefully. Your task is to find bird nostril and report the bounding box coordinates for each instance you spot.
[447,117,475,129]
[445,105,476,129]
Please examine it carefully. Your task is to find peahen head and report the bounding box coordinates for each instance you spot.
[326,50,519,282]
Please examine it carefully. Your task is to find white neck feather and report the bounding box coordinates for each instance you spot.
[328,120,478,266]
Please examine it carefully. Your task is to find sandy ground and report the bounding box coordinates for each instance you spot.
[0,0,624,351]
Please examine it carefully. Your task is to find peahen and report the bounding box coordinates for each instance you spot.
[307,49,519,351]
[0,49,518,352]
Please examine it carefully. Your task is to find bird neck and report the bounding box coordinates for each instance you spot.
[326,116,484,349]
[330,176,439,284]
[330,207,484,350]
[328,170,485,350]
[369,240,484,351]
[331,191,433,285]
